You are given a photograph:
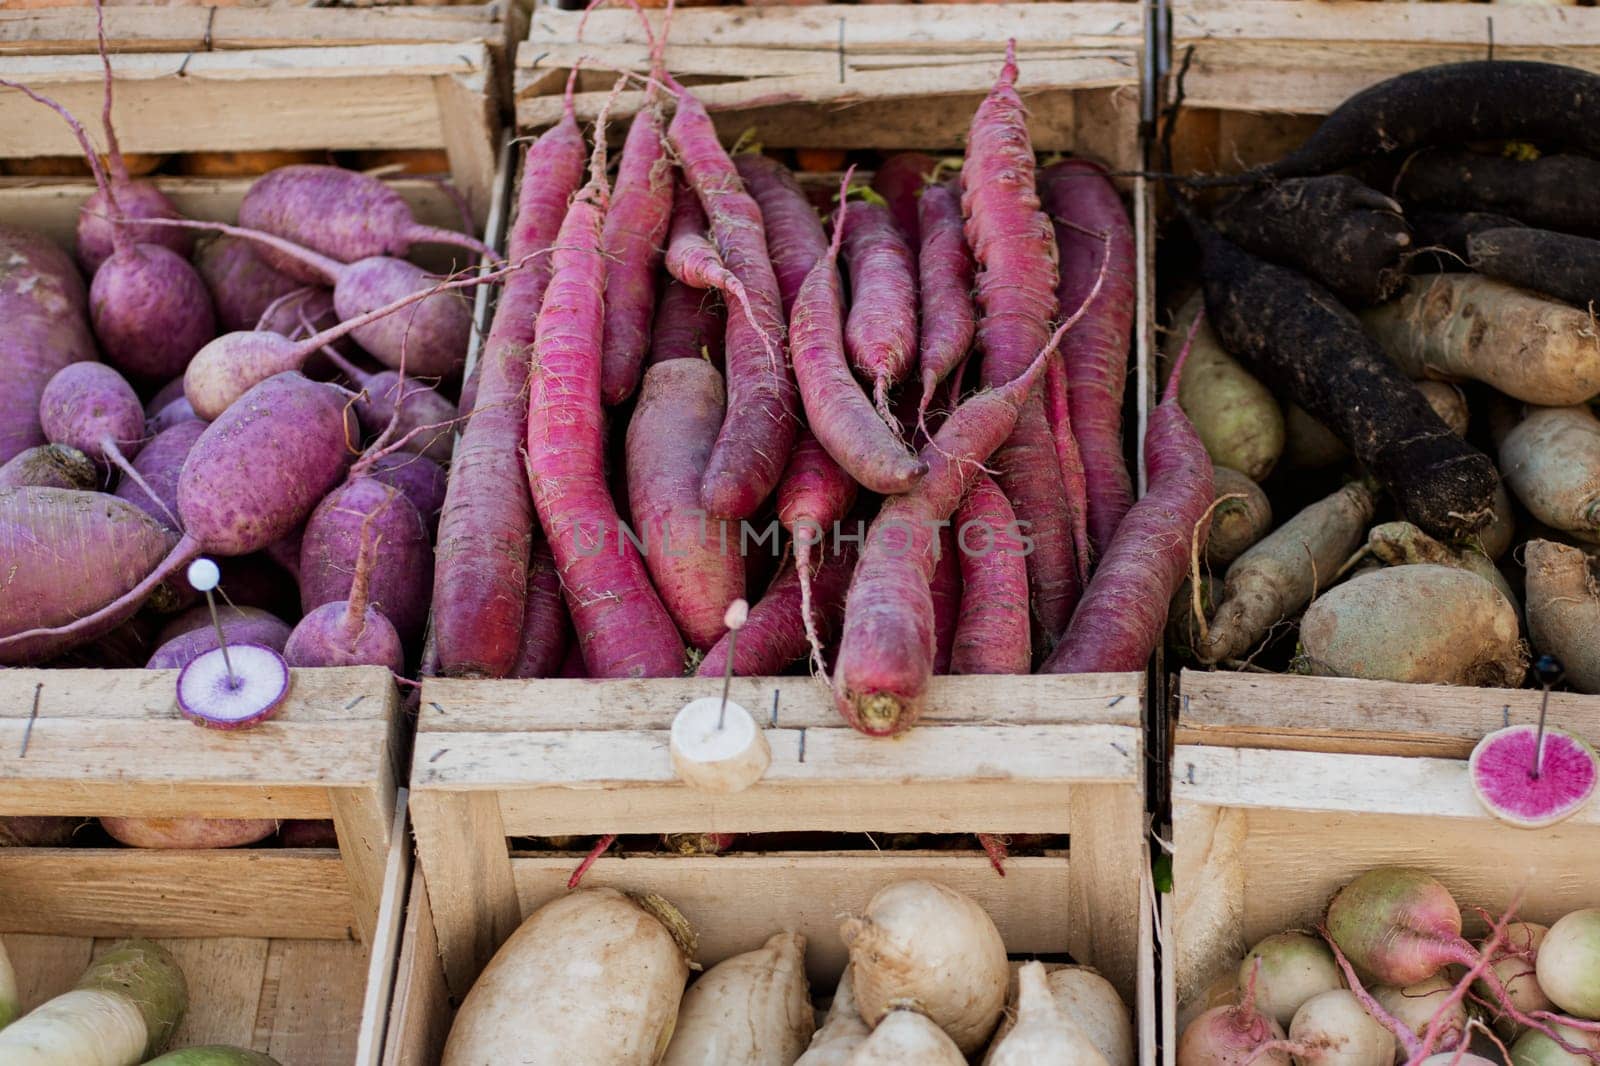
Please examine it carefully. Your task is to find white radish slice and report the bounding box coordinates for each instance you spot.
[1469,724,1598,828]
[671,696,771,794]
[176,643,290,730]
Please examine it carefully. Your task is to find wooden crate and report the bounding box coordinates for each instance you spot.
[382,843,1159,1066]
[516,4,1145,175]
[1165,0,1600,177]
[0,41,501,223]
[1164,671,1600,1066]
[410,675,1148,999]
[0,667,410,1065]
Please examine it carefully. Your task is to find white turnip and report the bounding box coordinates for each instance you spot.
[1374,977,1464,1061]
[1538,911,1600,1021]
[985,961,1111,1066]
[661,932,814,1065]
[847,1010,965,1065]
[796,967,871,1066]
[1244,932,1344,1029]
[1284,989,1395,1066]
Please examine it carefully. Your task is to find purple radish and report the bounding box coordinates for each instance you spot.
[0,224,98,465]
[181,253,518,421]
[0,444,97,491]
[1539,910,1600,1020]
[237,164,494,283]
[194,235,305,333]
[1470,725,1599,829]
[1178,961,1291,1066]
[300,477,431,650]
[321,346,457,464]
[0,487,179,664]
[0,372,356,660]
[40,362,183,524]
[145,376,188,418]
[101,817,275,849]
[146,605,291,669]
[265,527,303,585]
[73,0,190,273]
[361,451,447,529]
[284,512,405,672]
[115,418,206,528]
[144,216,471,377]
[177,639,291,730]
[147,396,200,436]
[0,817,87,847]
[0,78,214,383]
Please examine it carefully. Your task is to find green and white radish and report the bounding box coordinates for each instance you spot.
[1373,977,1464,1060]
[1285,989,1395,1066]
[1538,910,1600,1020]
[1479,922,1553,1034]
[1165,293,1284,482]
[847,1010,965,1065]
[442,888,693,1065]
[1366,522,1518,613]
[985,962,1110,1066]
[1500,407,1600,542]
[0,938,187,1065]
[795,967,870,1066]
[1511,1023,1600,1066]
[841,880,1009,1055]
[661,932,814,1065]
[1526,540,1600,694]
[1242,933,1342,1030]
[1470,725,1598,829]
[1206,468,1273,568]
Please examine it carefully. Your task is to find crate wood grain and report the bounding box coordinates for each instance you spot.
[0,667,401,946]
[0,42,499,220]
[1166,0,1600,177]
[410,674,1146,1003]
[513,5,1144,174]
[382,848,1160,1066]
[1166,740,1600,1066]
[0,792,413,1066]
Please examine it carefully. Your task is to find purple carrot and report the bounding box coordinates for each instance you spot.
[736,153,828,317]
[647,277,725,366]
[841,197,919,423]
[915,178,976,425]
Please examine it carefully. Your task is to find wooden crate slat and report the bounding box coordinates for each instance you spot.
[260,939,372,1065]
[381,876,451,1066]
[137,937,271,1048]
[1175,669,1600,758]
[511,852,1075,994]
[1,933,91,1011]
[0,850,357,939]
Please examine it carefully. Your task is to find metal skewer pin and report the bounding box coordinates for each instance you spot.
[717,599,749,732]
[187,557,237,689]
[1531,654,1564,780]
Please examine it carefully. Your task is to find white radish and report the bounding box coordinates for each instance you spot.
[0,938,17,1028]
[841,879,1009,1055]
[661,931,814,1065]
[846,1010,966,1065]
[1244,933,1343,1029]
[982,965,1136,1066]
[1374,977,1464,1060]
[985,961,1111,1066]
[1537,910,1600,1020]
[0,939,187,1065]
[1510,1022,1600,1066]
[1479,922,1553,1033]
[796,967,872,1066]
[1419,1056,1498,1066]
[1287,990,1395,1066]
[442,888,693,1065]
[670,695,771,794]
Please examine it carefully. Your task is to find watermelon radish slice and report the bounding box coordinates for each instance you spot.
[177,642,290,730]
[1470,724,1599,829]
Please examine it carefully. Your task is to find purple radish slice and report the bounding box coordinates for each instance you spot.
[1470,725,1599,829]
[176,642,290,730]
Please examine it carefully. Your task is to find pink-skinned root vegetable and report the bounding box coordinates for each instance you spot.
[40,363,180,525]
[626,359,744,651]
[1242,932,1342,1030]
[101,817,276,850]
[777,428,859,672]
[1041,158,1137,556]
[1178,960,1291,1066]
[322,346,457,465]
[697,543,858,677]
[916,178,976,422]
[872,151,938,246]
[791,174,928,496]
[194,236,305,334]
[929,524,960,675]
[511,539,569,679]
[1043,344,1093,583]
[433,84,584,679]
[300,477,431,651]
[841,196,918,422]
[526,91,686,679]
[0,444,98,491]
[666,74,797,520]
[736,152,827,316]
[146,605,291,669]
[0,225,98,465]
[1469,724,1598,829]
[841,879,1009,1055]
[362,451,447,531]
[285,512,405,673]
[0,372,356,661]
[951,474,1030,674]
[238,164,493,284]
[648,277,725,366]
[0,487,179,665]
[177,641,291,730]
[441,888,694,1065]
[660,931,814,1065]
[1042,310,1213,674]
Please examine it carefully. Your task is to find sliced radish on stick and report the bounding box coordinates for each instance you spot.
[176,643,290,730]
[670,696,771,794]
[1469,725,1598,829]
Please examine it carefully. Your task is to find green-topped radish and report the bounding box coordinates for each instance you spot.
[1480,923,1553,1034]
[1282,989,1396,1066]
[1242,933,1342,1029]
[1539,911,1600,1020]
[1469,725,1598,829]
[0,939,187,1065]
[1511,1023,1600,1066]
[1178,960,1290,1066]
[1374,977,1464,1058]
